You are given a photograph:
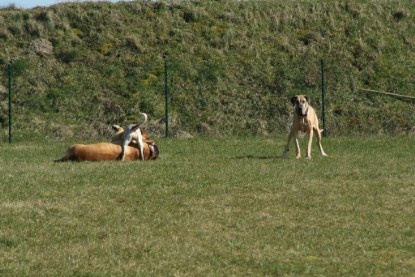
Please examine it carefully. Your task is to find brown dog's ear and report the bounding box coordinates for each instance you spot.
[305,95,310,104]
[112,125,122,131]
[291,96,297,105]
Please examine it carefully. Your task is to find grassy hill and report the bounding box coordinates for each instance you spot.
[0,0,414,140]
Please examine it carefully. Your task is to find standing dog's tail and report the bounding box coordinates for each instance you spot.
[130,113,148,132]
[139,112,148,126]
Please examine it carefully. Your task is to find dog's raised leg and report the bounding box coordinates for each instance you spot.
[281,129,294,158]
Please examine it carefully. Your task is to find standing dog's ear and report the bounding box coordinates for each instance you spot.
[305,95,310,104]
[291,96,297,105]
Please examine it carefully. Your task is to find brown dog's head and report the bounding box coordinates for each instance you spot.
[291,95,309,116]
[148,143,159,160]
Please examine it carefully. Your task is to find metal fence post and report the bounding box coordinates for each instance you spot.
[8,63,12,143]
[164,56,169,138]
[320,59,327,137]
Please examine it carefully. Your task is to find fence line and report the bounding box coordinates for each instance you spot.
[8,63,13,143]
[358,88,415,100]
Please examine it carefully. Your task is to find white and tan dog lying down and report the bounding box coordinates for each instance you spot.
[54,125,158,162]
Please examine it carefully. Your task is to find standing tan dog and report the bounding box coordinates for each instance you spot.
[281,95,328,159]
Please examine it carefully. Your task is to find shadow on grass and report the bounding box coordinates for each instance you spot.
[232,155,276,160]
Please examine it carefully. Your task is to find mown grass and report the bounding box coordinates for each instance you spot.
[0,136,414,276]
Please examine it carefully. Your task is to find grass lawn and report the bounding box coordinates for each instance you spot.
[0,136,414,276]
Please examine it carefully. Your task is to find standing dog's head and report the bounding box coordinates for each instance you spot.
[291,95,310,116]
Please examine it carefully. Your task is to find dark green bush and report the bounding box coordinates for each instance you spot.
[11,58,29,77]
[56,47,81,63]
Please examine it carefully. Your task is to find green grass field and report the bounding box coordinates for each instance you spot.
[1,136,414,276]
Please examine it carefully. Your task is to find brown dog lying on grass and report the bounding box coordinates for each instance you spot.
[54,142,158,162]
[55,125,159,162]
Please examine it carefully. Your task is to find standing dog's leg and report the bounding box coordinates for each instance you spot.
[306,128,314,159]
[281,129,294,158]
[120,136,130,161]
[120,125,134,161]
[294,136,301,159]
[136,128,144,161]
[314,128,328,157]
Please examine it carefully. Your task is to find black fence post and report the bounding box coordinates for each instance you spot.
[8,62,13,143]
[320,59,327,137]
[164,56,169,138]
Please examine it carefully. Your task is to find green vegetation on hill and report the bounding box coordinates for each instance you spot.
[0,0,414,140]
